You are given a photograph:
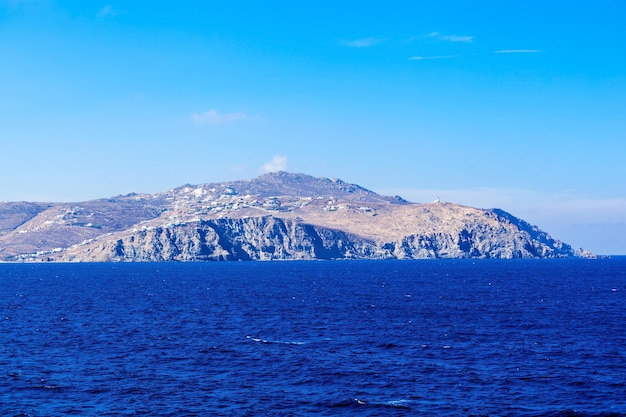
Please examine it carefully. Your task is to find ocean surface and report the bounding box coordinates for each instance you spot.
[1,259,625,416]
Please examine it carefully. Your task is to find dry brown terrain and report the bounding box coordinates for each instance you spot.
[0,172,579,262]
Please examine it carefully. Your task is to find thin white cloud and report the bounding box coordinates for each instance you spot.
[341,37,385,48]
[192,109,249,125]
[495,49,545,54]
[427,32,474,43]
[409,55,458,61]
[261,155,287,173]
[97,5,125,18]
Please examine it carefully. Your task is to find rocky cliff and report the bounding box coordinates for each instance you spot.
[0,172,581,261]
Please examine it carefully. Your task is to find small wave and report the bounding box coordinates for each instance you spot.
[21,383,64,391]
[245,335,306,345]
[329,397,412,410]
[383,399,412,409]
[329,398,368,408]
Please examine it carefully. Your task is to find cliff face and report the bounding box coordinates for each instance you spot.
[0,172,579,262]
[59,217,368,262]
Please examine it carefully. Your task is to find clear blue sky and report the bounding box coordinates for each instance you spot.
[2,1,625,254]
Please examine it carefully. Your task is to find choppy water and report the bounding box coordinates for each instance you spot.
[1,259,625,416]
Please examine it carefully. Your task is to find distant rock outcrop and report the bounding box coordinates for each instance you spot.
[0,172,581,262]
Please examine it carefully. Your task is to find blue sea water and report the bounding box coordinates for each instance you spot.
[1,259,625,416]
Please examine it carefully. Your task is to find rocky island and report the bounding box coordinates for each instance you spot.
[0,172,585,262]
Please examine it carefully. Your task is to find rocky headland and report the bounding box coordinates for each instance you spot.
[0,172,586,262]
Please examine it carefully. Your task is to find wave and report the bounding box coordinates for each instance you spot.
[245,335,307,345]
[328,397,413,410]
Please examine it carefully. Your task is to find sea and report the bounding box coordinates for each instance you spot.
[1,258,625,416]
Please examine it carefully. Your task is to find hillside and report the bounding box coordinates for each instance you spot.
[0,172,583,261]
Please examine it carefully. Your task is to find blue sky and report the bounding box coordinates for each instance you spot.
[1,1,625,254]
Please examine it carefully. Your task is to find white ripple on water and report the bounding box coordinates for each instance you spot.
[246,335,307,345]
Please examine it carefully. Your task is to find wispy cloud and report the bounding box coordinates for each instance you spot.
[495,49,545,54]
[427,32,474,43]
[97,5,125,18]
[192,109,249,125]
[409,55,458,61]
[261,155,287,173]
[341,37,385,48]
